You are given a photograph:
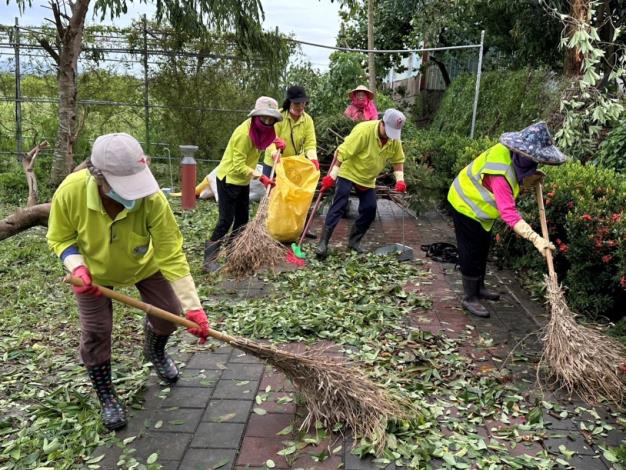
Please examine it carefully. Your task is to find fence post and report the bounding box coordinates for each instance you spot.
[142,15,150,155]
[14,17,23,159]
[470,30,484,139]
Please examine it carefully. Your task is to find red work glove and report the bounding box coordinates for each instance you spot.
[185,309,210,344]
[394,181,407,193]
[72,266,101,296]
[273,137,286,151]
[259,175,276,189]
[311,159,320,171]
[320,175,335,193]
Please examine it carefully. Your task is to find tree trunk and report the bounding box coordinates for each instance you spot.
[430,56,451,87]
[50,0,90,186]
[367,0,376,92]
[0,204,51,241]
[564,0,589,76]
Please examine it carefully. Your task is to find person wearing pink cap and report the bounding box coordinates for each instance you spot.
[316,109,408,258]
[47,133,210,431]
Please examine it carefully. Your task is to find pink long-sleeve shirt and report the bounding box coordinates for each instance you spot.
[482,175,522,229]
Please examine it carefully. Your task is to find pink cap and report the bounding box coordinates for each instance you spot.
[90,133,159,199]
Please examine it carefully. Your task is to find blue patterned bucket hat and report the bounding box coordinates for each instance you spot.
[499,122,567,165]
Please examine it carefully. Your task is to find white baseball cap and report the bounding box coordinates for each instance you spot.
[382,109,406,140]
[90,133,159,199]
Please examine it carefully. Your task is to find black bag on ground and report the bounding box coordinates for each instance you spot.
[420,242,459,264]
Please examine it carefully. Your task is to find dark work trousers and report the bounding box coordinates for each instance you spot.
[210,176,250,242]
[76,271,180,367]
[451,206,492,278]
[325,177,377,233]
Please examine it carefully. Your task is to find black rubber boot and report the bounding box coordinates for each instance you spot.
[87,362,127,431]
[315,226,334,259]
[203,240,222,273]
[144,321,179,383]
[461,276,490,318]
[347,224,367,254]
[478,276,500,301]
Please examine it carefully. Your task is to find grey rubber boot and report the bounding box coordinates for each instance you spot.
[202,240,222,273]
[87,362,127,431]
[478,276,500,301]
[144,321,179,383]
[461,276,490,318]
[315,226,334,259]
[347,224,367,253]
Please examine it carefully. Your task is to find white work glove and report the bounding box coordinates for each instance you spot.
[170,274,202,312]
[513,220,555,257]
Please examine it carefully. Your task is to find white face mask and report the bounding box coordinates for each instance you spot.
[106,189,137,210]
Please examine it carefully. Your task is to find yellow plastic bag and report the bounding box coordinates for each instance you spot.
[266,155,319,242]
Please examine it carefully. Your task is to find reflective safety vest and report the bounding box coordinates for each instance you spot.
[447,143,519,231]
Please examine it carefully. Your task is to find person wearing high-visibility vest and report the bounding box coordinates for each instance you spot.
[47,133,210,431]
[262,85,319,176]
[447,122,567,317]
[316,109,407,258]
[203,96,282,272]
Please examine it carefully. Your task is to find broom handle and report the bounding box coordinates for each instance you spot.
[296,150,339,246]
[64,275,238,345]
[535,183,558,286]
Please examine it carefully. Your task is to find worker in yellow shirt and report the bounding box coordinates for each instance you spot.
[47,133,210,431]
[316,109,408,258]
[204,96,282,272]
[262,85,319,176]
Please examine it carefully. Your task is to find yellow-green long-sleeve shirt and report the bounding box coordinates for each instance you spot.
[336,120,405,188]
[263,110,317,166]
[46,169,191,287]
[216,118,263,186]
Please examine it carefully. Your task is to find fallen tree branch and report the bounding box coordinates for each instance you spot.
[0,203,51,241]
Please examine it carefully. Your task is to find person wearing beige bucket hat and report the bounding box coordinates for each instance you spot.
[203,96,283,272]
[46,132,210,431]
[344,85,379,122]
[447,122,567,318]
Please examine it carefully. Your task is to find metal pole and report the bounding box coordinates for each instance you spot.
[14,17,23,159]
[470,30,484,139]
[142,15,150,154]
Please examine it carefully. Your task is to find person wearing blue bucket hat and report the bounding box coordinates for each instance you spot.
[447,122,567,318]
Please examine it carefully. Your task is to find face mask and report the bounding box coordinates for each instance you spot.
[106,189,137,210]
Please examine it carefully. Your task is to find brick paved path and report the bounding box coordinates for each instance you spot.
[93,198,624,469]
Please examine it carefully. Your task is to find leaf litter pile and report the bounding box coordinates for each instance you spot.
[2,201,626,469]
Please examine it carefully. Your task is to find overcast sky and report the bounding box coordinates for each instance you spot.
[0,0,341,70]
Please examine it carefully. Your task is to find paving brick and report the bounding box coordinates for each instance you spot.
[179,448,238,470]
[257,392,297,414]
[177,368,221,387]
[186,352,230,369]
[259,370,295,392]
[293,453,343,469]
[190,422,246,449]
[245,413,294,437]
[541,432,597,456]
[212,379,259,399]
[345,451,395,469]
[131,431,192,461]
[221,363,265,380]
[149,407,203,433]
[161,386,212,408]
[229,351,263,364]
[203,399,253,423]
[236,437,290,468]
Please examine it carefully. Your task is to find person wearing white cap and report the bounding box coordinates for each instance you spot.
[47,132,210,431]
[315,109,408,258]
[203,96,283,272]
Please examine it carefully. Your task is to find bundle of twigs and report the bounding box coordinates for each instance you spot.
[65,276,406,451]
[222,167,286,278]
[536,184,626,404]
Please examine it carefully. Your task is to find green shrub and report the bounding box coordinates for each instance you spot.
[597,119,626,173]
[492,162,626,320]
[431,69,566,138]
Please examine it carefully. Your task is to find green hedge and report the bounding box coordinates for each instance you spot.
[431,69,566,138]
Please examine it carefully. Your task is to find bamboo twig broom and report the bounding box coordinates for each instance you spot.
[222,164,286,279]
[65,276,406,452]
[536,183,626,404]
